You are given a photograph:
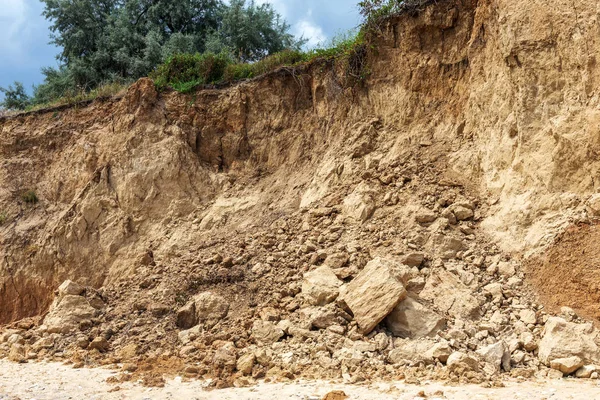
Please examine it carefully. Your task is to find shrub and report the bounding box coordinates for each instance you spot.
[151,52,233,93]
[22,190,39,204]
[223,49,305,82]
[0,212,6,226]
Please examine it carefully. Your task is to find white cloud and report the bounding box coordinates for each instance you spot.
[294,19,327,48]
[0,0,32,59]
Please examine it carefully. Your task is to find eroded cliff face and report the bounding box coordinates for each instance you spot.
[2,0,600,384]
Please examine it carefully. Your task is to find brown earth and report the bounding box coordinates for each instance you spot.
[527,222,600,321]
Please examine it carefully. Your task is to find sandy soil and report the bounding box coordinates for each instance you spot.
[0,360,599,400]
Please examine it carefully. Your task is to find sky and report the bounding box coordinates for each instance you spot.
[0,0,362,98]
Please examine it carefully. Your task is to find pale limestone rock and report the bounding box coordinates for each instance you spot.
[576,365,599,379]
[425,341,452,363]
[447,351,480,371]
[476,341,511,372]
[237,352,256,375]
[519,309,537,325]
[538,317,600,365]
[176,291,229,330]
[44,295,97,334]
[452,206,474,221]
[342,183,376,222]
[385,297,445,338]
[58,280,84,297]
[302,266,343,306]
[341,257,407,334]
[550,356,584,375]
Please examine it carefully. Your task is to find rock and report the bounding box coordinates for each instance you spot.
[415,209,437,224]
[483,282,503,301]
[538,317,600,365]
[237,353,256,375]
[177,292,229,329]
[303,305,346,330]
[322,391,348,400]
[58,280,84,297]
[452,206,474,221]
[302,266,343,306]
[44,295,97,334]
[340,257,407,334]
[385,297,446,338]
[403,253,425,267]
[576,365,598,379]
[8,344,26,363]
[560,306,577,321]
[420,269,480,319]
[586,194,600,216]
[550,356,584,375]
[324,253,349,269]
[88,337,109,352]
[213,342,237,368]
[447,351,479,371]
[497,261,516,278]
[476,342,510,372]
[519,309,537,325]
[176,301,197,329]
[342,183,376,222]
[521,331,538,352]
[388,339,435,364]
[431,234,466,259]
[251,320,284,344]
[425,342,452,363]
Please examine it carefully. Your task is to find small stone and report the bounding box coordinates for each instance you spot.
[251,320,284,344]
[237,353,256,375]
[58,280,84,297]
[302,266,343,306]
[8,344,26,363]
[415,209,437,224]
[447,351,479,371]
[575,365,598,379]
[403,253,425,267]
[89,337,109,352]
[497,262,516,278]
[452,206,474,221]
[550,356,584,375]
[385,297,446,338]
[519,309,537,325]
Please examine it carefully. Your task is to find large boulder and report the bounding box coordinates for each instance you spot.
[302,266,343,306]
[538,317,600,365]
[340,257,407,334]
[385,296,446,338]
[420,269,480,319]
[176,292,229,329]
[44,294,97,334]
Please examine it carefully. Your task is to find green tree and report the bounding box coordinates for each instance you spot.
[0,82,30,110]
[36,0,302,104]
[218,0,305,62]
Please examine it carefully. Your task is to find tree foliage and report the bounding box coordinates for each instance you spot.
[0,82,30,110]
[29,0,303,104]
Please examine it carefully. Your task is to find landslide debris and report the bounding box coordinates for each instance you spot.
[3,0,600,389]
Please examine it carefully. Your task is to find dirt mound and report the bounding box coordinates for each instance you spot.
[527,222,600,321]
